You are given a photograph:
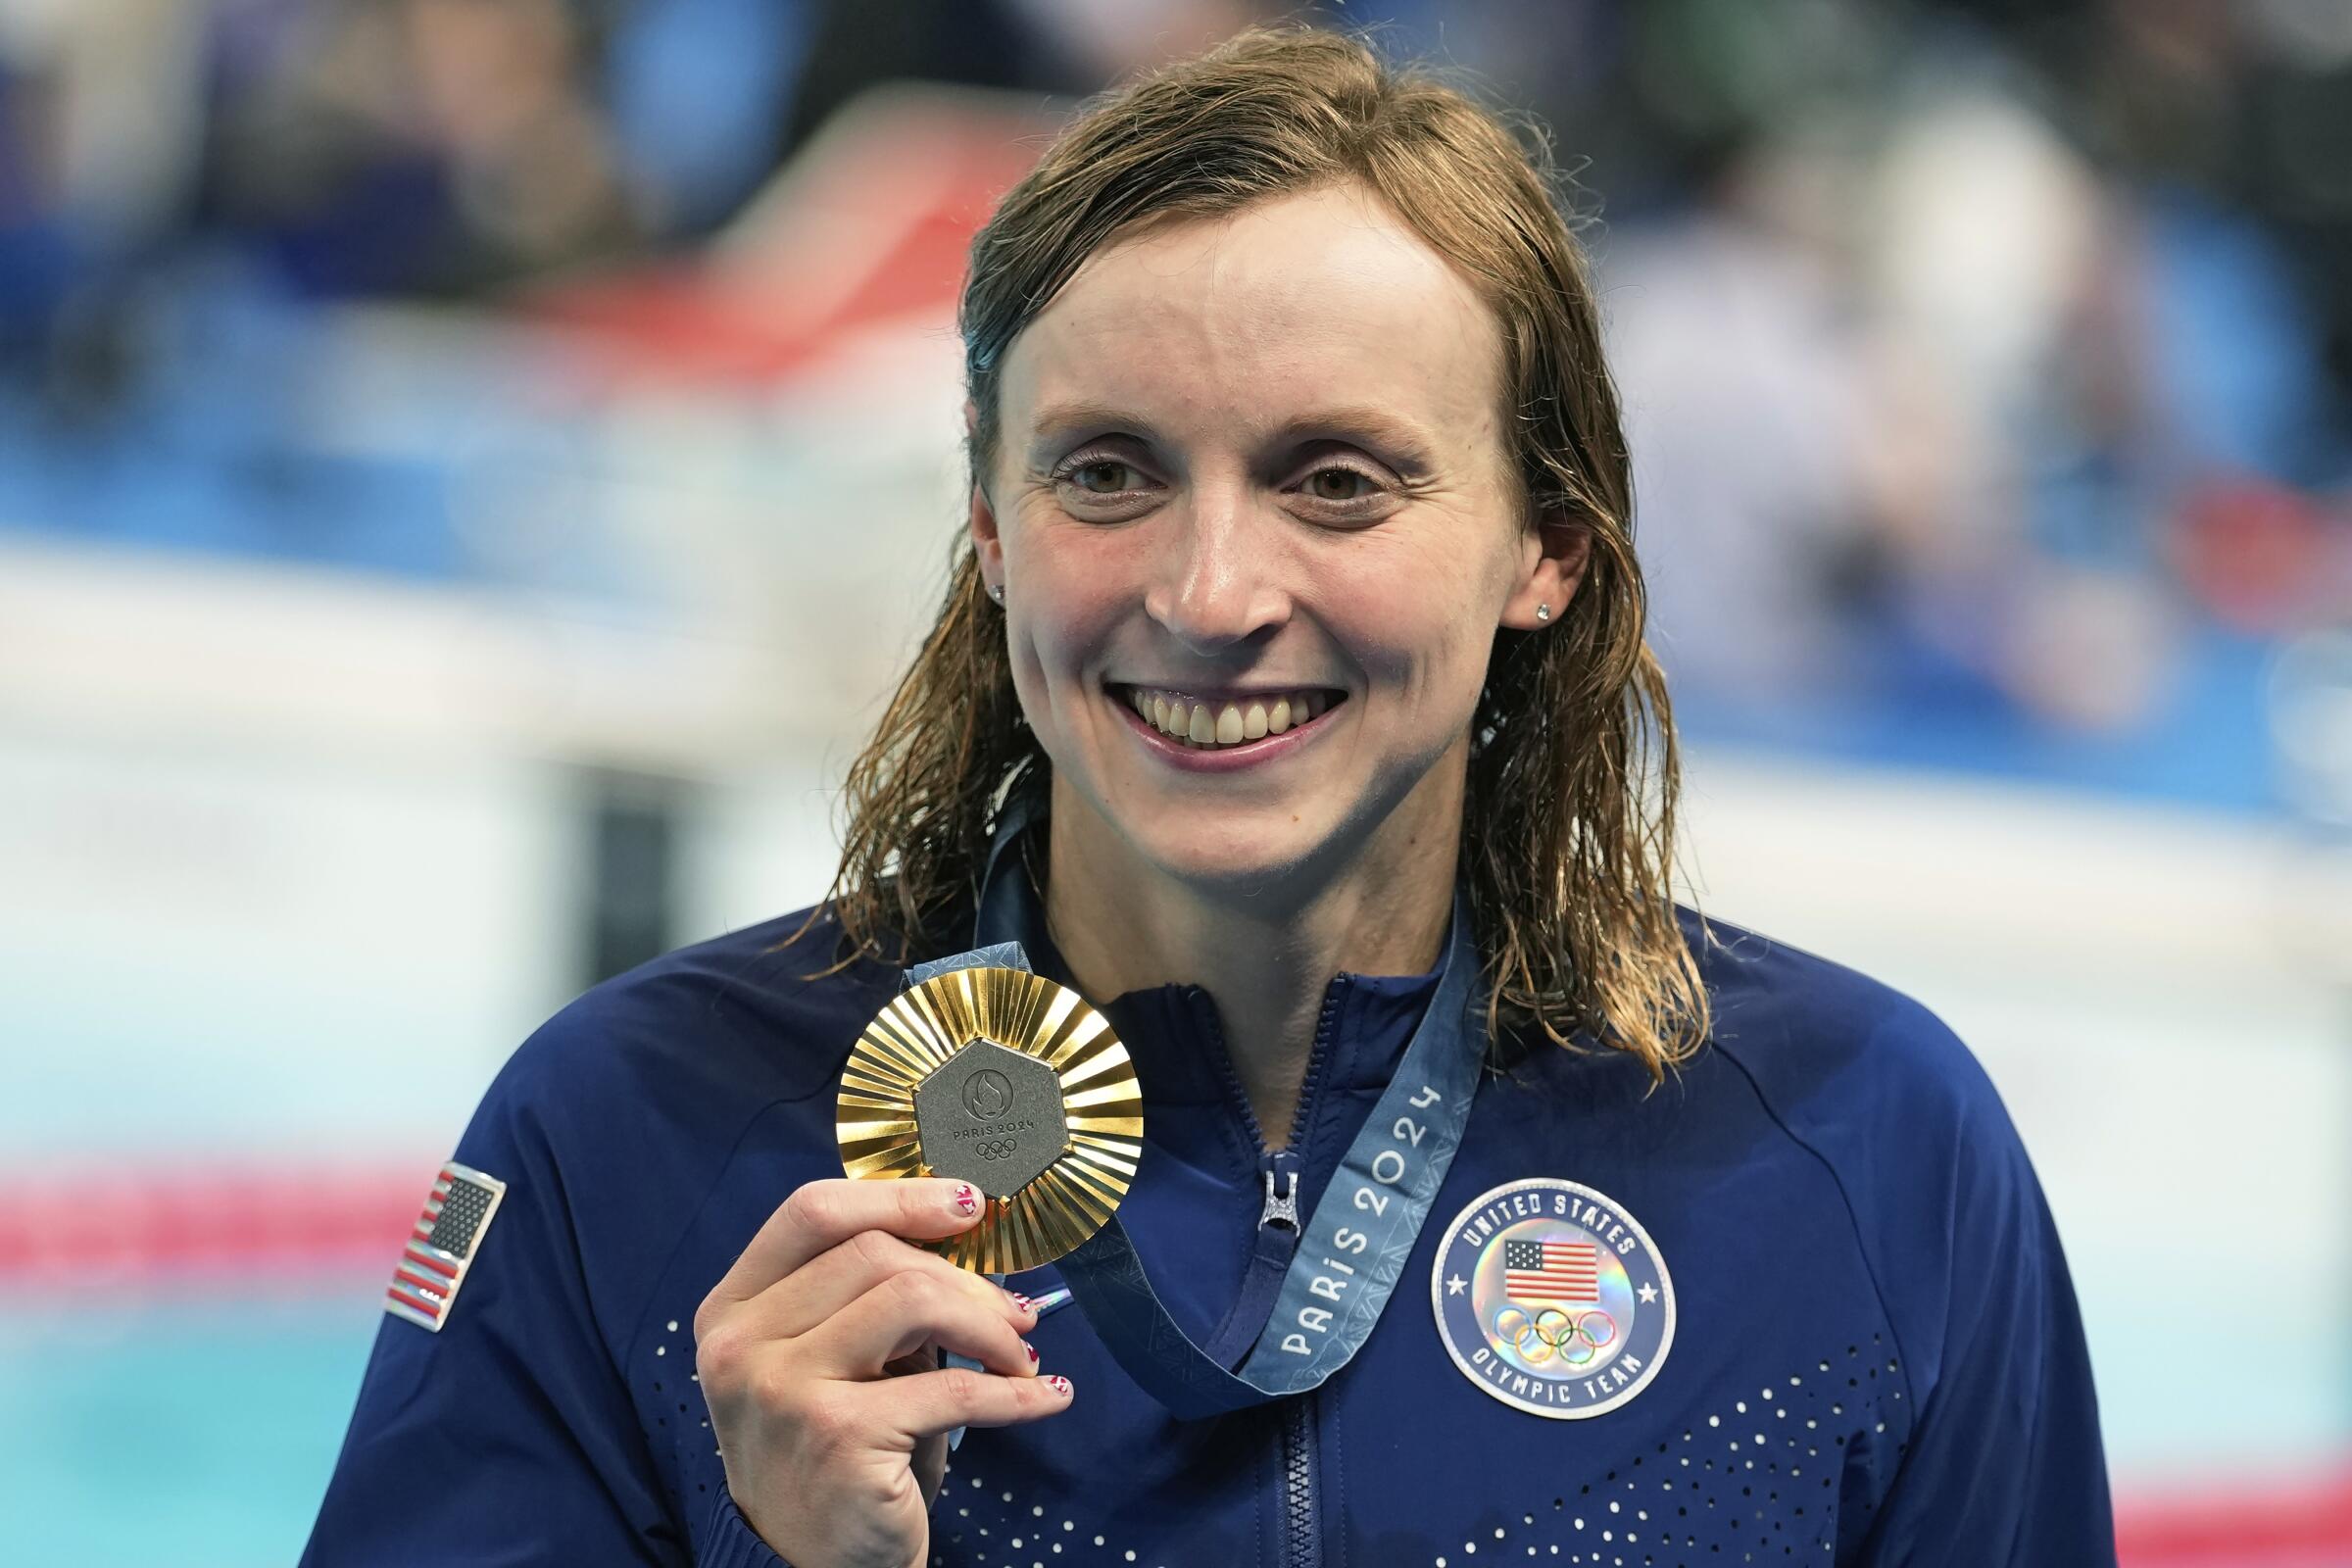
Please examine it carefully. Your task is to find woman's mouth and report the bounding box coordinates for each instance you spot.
[1107,683,1348,753]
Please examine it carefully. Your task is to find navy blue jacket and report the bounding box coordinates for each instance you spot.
[303,892,2114,1566]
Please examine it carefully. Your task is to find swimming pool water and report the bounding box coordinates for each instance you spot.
[0,1288,380,1566]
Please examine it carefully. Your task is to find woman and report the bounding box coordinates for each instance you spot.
[305,27,2112,1568]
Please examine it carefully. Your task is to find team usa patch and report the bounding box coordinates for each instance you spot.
[1431,1177,1675,1419]
[384,1160,507,1333]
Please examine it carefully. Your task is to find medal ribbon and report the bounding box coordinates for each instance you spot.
[906,798,1486,1420]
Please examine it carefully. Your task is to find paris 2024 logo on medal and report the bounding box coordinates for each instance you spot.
[1431,1178,1675,1419]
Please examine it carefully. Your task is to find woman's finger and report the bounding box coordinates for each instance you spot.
[731,1228,1030,1343]
[805,1268,1041,1380]
[861,1362,1075,1443]
[700,1177,980,1325]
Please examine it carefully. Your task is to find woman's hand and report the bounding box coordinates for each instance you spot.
[694,1177,1074,1568]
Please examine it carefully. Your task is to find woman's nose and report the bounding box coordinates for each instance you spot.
[1142,485,1292,652]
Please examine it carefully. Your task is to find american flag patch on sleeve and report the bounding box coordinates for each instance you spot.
[385,1160,508,1332]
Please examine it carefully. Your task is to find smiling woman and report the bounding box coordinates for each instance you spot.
[302,24,2115,1568]
[833,37,1700,1104]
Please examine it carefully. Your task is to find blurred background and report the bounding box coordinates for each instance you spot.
[1,0,2347,1561]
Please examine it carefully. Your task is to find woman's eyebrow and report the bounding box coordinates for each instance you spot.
[1271,406,1439,467]
[1024,400,1161,461]
[1021,399,1440,467]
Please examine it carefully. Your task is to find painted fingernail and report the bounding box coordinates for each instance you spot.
[952,1183,978,1215]
[1009,1292,1032,1312]
[1046,1375,1072,1397]
[1024,1341,1039,1363]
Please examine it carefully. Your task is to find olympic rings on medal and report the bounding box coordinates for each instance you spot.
[973,1138,1021,1160]
[1489,1303,1618,1367]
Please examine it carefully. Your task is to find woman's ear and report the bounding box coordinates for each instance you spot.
[1500,508,1593,629]
[964,399,1006,591]
[969,478,1004,588]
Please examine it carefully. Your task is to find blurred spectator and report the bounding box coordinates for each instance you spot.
[199,0,641,298]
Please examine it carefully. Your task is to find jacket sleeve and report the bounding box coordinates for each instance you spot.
[300,1040,789,1567]
[1854,1073,2117,1566]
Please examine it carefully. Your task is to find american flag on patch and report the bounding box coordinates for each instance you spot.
[385,1160,508,1332]
[1502,1238,1598,1304]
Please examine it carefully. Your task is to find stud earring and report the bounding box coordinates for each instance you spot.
[1534,603,1551,621]
[991,583,1004,604]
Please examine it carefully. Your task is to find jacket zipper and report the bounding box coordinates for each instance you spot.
[1275,989,1345,1568]
[1283,1390,1321,1568]
[1199,980,1348,1568]
[1200,975,1348,1161]
[1259,1154,1301,1229]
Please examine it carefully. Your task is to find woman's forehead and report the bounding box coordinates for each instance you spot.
[1000,183,1505,451]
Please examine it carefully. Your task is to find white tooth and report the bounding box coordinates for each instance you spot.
[1267,697,1292,734]
[1244,703,1268,740]
[1188,703,1216,745]
[1215,705,1245,745]
[1299,691,1321,720]
[1134,690,1150,717]
[1152,696,1172,733]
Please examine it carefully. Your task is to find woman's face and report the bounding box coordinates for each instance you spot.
[972,181,1584,898]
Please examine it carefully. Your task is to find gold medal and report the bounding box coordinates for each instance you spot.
[837,965,1144,1274]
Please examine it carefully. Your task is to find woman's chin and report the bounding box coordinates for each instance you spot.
[1101,808,1348,899]
[1052,759,1385,899]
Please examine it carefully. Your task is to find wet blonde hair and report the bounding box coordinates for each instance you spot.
[808,24,1707,1081]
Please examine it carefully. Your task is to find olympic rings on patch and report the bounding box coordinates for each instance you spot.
[1490,1303,1618,1366]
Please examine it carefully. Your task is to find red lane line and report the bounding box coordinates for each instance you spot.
[0,1163,434,1279]
[2116,1471,2352,1559]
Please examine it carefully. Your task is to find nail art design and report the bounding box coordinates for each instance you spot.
[1025,1342,1039,1363]
[953,1183,978,1215]
[1046,1375,1072,1396]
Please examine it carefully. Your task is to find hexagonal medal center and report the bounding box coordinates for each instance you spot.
[912,1038,1069,1198]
